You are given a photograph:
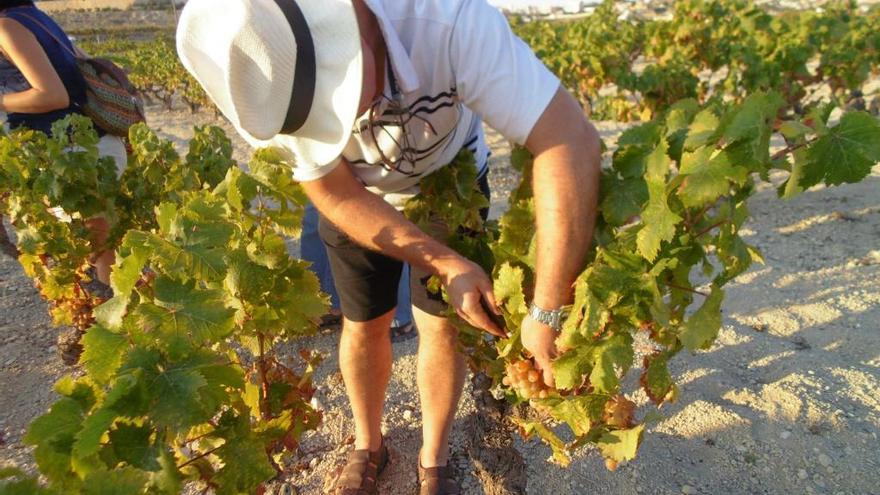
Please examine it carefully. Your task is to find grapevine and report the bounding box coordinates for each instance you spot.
[1,122,327,494]
[64,0,880,123]
[0,0,878,491]
[426,93,880,468]
[513,0,880,120]
[78,36,212,113]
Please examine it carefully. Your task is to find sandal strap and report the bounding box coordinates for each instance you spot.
[418,464,461,495]
[332,443,389,495]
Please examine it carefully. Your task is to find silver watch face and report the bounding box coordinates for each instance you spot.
[529,303,564,330]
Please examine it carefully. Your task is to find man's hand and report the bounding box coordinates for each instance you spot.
[521,315,558,387]
[439,256,506,338]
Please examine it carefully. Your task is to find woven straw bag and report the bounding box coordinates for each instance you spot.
[9,12,146,137]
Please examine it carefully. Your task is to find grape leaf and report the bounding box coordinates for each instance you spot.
[24,398,84,446]
[71,408,117,475]
[780,148,809,199]
[640,352,674,405]
[494,263,527,316]
[717,92,783,170]
[637,140,682,261]
[149,277,236,354]
[802,111,880,187]
[552,345,593,390]
[589,333,634,394]
[559,274,606,349]
[547,395,607,436]
[279,262,328,327]
[110,242,149,298]
[778,120,812,140]
[678,148,748,208]
[108,423,161,471]
[148,366,208,431]
[53,376,98,410]
[156,202,178,237]
[495,199,535,265]
[618,120,662,147]
[665,99,700,135]
[683,108,721,151]
[600,174,647,226]
[719,91,784,144]
[596,424,645,463]
[172,195,234,282]
[212,415,277,495]
[32,441,74,487]
[82,467,148,495]
[612,145,651,180]
[513,419,571,466]
[678,285,724,351]
[80,325,127,384]
[94,296,129,331]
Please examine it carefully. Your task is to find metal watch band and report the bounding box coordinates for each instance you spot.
[527,302,569,331]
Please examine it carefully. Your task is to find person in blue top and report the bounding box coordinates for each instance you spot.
[0,0,85,134]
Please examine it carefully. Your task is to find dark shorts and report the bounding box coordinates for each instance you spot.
[318,172,490,322]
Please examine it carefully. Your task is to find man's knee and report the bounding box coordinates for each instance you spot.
[413,309,458,344]
[342,309,396,340]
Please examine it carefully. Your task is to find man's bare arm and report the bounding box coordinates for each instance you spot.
[300,161,505,336]
[522,85,602,385]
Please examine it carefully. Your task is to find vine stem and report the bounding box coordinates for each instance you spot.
[257,333,271,421]
[769,136,816,162]
[693,219,728,238]
[664,282,710,297]
[183,431,213,446]
[688,204,712,229]
[177,445,223,469]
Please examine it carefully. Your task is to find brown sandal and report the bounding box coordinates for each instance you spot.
[329,440,390,495]
[418,461,461,495]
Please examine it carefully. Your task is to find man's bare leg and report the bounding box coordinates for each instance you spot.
[340,309,395,451]
[413,306,466,467]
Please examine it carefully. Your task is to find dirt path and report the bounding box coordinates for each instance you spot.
[1,107,878,494]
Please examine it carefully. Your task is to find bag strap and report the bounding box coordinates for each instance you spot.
[2,10,80,60]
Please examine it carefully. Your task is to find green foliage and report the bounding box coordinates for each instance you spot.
[3,123,325,494]
[71,0,880,124]
[79,37,210,112]
[404,150,495,273]
[0,117,238,332]
[442,93,879,468]
[513,0,880,121]
[4,1,880,486]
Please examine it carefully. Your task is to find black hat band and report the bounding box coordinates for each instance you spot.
[273,0,316,135]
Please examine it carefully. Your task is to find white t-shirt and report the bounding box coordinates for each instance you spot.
[293,0,560,205]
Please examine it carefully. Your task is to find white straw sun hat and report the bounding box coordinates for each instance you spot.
[176,0,363,166]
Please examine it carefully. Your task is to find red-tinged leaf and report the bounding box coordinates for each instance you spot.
[640,353,674,405]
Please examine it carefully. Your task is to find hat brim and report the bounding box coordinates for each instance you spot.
[244,0,362,168]
[179,0,363,168]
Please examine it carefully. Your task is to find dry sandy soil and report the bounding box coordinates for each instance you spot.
[1,102,878,494]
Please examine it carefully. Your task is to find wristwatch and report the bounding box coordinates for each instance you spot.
[527,302,570,332]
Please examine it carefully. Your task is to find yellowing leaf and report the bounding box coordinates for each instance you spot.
[596,424,645,463]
